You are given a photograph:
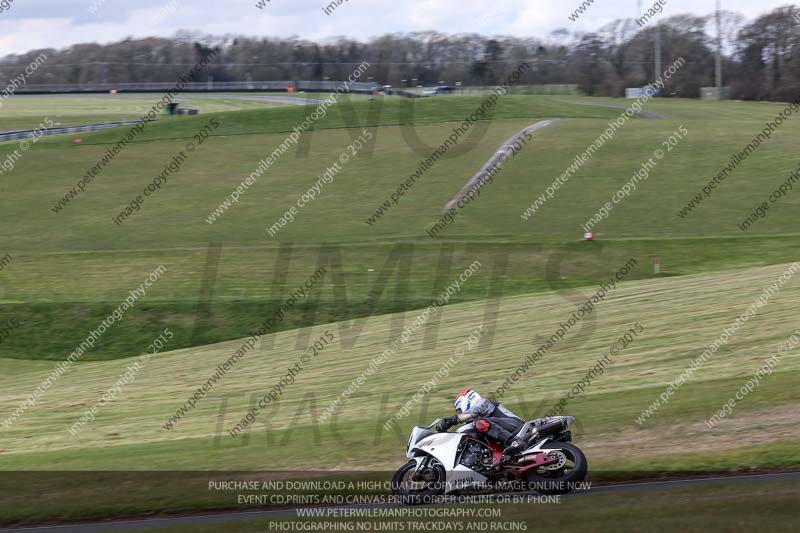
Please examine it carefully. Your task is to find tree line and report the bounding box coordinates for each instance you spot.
[1,5,799,101]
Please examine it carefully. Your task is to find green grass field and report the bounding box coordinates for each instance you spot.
[2,262,798,469]
[1,91,799,523]
[0,94,295,131]
[2,95,799,360]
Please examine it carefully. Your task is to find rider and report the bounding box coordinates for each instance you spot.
[436,389,527,457]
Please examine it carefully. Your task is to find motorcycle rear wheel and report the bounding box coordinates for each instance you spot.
[524,441,588,495]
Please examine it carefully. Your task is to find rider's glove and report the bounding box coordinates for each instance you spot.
[436,415,460,432]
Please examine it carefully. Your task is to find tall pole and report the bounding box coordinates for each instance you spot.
[715,0,722,96]
[655,24,662,89]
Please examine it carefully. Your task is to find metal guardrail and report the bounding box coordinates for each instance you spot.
[0,80,386,143]
[297,81,378,92]
[0,121,140,143]
[12,81,293,93]
[11,80,380,95]
[382,88,429,99]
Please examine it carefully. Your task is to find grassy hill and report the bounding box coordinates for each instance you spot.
[2,92,800,524]
[1,262,798,472]
[2,95,800,360]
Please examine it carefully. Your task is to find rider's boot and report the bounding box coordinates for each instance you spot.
[500,438,526,463]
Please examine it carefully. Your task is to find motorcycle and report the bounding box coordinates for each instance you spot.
[391,416,587,504]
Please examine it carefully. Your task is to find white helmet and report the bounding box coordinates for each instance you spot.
[454,389,481,414]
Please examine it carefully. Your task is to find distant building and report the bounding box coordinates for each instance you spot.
[700,87,731,100]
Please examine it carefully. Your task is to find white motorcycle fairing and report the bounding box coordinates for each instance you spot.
[410,431,488,493]
[520,437,561,456]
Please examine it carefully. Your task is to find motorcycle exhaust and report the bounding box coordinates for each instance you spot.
[535,419,567,438]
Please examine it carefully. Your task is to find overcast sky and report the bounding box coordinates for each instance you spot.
[0,0,794,55]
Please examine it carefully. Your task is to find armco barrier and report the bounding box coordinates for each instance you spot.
[0,121,140,143]
[11,80,380,95]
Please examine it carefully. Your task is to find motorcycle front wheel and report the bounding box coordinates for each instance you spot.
[524,441,588,495]
[391,458,446,505]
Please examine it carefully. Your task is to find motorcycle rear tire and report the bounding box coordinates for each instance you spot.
[525,441,588,495]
